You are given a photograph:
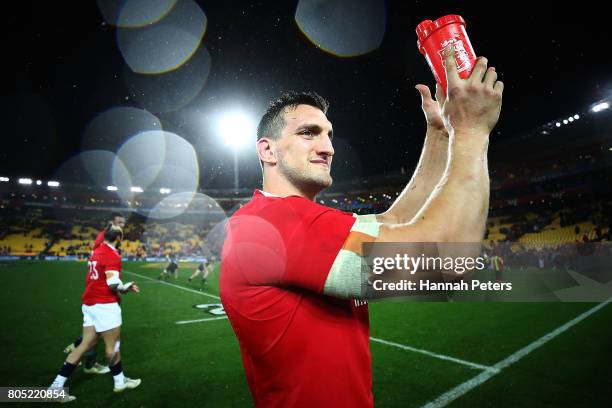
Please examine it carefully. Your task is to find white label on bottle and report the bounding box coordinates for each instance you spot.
[437,38,472,73]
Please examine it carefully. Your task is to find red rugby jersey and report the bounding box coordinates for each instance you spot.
[220,191,372,408]
[82,242,121,306]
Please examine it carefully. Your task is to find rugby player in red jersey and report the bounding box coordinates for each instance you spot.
[220,47,503,407]
[93,213,126,250]
[63,212,126,374]
[50,225,141,401]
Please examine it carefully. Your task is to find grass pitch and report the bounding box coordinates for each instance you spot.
[1,261,610,407]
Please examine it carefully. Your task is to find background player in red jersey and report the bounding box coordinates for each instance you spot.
[49,226,141,401]
[63,212,126,374]
[92,213,126,250]
[221,47,503,407]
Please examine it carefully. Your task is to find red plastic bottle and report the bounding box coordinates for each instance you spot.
[416,15,477,93]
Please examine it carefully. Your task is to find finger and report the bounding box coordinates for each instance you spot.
[483,67,497,89]
[435,83,446,106]
[493,80,504,94]
[469,57,488,83]
[415,84,434,104]
[442,45,459,87]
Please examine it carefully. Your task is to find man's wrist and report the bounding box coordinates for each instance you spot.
[450,135,489,160]
[424,127,449,152]
[449,126,491,140]
[426,125,449,140]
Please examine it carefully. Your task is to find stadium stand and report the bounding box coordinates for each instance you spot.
[1,136,610,259]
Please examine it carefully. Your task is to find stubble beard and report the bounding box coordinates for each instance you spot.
[276,152,333,195]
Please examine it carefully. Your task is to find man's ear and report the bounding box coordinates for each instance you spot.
[257,138,277,165]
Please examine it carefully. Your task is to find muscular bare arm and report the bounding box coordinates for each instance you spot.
[324,46,503,299]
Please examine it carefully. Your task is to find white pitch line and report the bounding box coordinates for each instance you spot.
[123,269,220,300]
[176,316,228,325]
[422,298,612,408]
[370,337,497,372]
[126,269,502,372]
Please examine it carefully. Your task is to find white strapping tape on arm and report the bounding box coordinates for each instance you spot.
[323,214,381,299]
[106,270,133,292]
[350,213,381,236]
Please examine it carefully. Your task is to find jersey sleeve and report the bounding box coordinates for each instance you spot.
[224,197,356,293]
[103,252,122,275]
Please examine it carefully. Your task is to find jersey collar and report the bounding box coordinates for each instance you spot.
[256,189,281,198]
[104,242,119,253]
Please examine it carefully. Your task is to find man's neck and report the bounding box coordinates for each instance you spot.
[262,179,318,201]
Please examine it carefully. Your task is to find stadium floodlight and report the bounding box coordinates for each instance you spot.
[568,117,574,122]
[555,122,561,127]
[216,110,256,191]
[18,178,32,185]
[47,181,60,187]
[573,114,580,119]
[36,180,42,185]
[217,111,255,148]
[563,119,568,124]
[160,188,171,194]
[0,177,8,182]
[131,186,143,193]
[107,185,118,191]
[592,102,609,113]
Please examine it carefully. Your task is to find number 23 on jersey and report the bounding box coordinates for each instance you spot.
[88,261,99,280]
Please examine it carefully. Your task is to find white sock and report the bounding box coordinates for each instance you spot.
[51,375,67,388]
[113,372,125,387]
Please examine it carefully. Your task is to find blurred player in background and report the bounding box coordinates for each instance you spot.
[158,255,179,280]
[93,213,126,251]
[49,226,141,401]
[63,212,126,374]
[489,252,504,281]
[188,259,210,289]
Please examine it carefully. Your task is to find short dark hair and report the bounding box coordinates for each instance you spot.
[257,91,329,141]
[104,226,123,243]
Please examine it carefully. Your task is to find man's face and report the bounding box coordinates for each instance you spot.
[113,217,126,229]
[274,104,335,193]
